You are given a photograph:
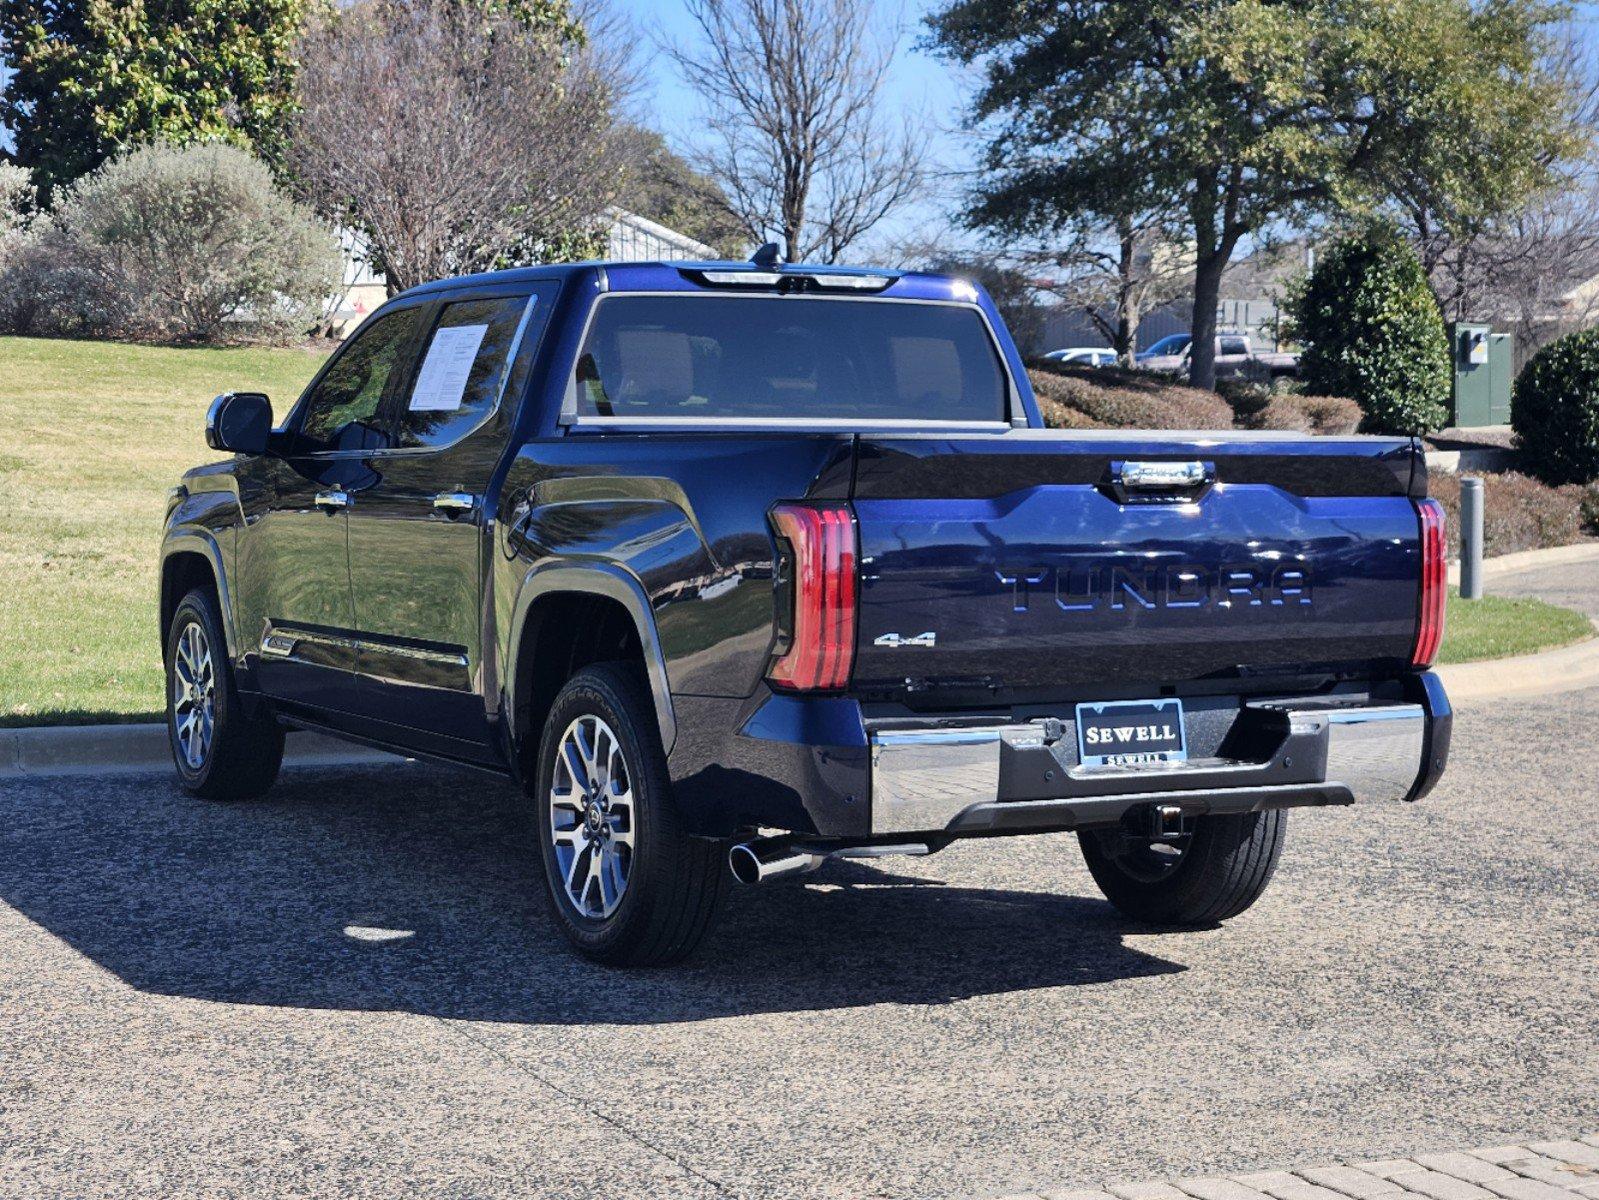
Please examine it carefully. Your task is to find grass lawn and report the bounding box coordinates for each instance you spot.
[1435,588,1594,665]
[0,332,1593,726]
[0,335,328,726]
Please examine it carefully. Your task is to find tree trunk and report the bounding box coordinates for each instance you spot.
[1115,228,1139,363]
[1115,305,1137,364]
[1189,252,1225,390]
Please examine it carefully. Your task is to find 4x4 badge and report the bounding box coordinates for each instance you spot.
[873,631,937,648]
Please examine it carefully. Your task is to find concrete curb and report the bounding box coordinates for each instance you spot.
[1447,540,1599,586]
[0,723,401,780]
[1436,620,1599,703]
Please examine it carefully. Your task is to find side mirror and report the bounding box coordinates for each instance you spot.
[206,392,273,455]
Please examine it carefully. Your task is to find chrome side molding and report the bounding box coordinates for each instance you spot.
[258,626,468,668]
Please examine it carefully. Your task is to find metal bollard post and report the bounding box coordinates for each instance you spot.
[1460,476,1485,600]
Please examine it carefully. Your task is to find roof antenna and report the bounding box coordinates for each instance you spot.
[751,242,783,269]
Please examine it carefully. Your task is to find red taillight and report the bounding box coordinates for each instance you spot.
[1413,498,1447,668]
[768,502,857,692]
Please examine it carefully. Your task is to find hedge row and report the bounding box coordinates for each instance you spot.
[1427,470,1594,558]
[1027,361,1361,435]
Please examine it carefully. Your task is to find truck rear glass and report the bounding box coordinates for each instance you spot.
[574,295,1008,422]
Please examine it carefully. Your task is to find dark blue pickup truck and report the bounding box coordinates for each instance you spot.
[160,258,1451,964]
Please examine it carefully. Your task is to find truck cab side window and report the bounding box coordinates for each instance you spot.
[297,306,423,452]
[394,295,533,449]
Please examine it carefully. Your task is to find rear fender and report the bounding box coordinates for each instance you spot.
[505,560,677,753]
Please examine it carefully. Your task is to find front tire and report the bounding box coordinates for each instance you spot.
[165,587,283,800]
[534,664,728,966]
[1078,810,1287,925]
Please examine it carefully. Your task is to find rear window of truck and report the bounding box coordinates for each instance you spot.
[573,295,1008,422]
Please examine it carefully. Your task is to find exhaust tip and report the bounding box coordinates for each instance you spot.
[728,843,763,886]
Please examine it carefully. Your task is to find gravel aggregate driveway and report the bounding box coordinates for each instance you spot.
[0,689,1595,1199]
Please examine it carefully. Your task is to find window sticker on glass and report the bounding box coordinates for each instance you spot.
[408,323,490,412]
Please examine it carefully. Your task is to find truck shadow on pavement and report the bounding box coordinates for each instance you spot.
[0,763,1185,1024]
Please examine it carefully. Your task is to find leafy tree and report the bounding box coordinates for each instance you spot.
[926,0,1584,390]
[0,0,307,195]
[614,127,747,259]
[1287,230,1451,435]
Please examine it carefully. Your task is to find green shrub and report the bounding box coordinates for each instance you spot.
[1288,230,1451,435]
[1512,327,1599,485]
[0,224,131,337]
[36,142,340,343]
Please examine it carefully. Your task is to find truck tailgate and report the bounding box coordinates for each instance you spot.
[850,431,1424,694]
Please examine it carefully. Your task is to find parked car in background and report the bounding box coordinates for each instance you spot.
[161,257,1450,967]
[1042,347,1118,367]
[1137,332,1299,379]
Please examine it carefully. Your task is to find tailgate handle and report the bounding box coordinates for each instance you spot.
[1107,460,1214,504]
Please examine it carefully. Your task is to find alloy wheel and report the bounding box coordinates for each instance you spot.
[172,620,216,771]
[549,714,636,919]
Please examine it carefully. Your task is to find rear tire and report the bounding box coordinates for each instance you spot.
[1078,810,1287,925]
[165,587,284,800]
[534,663,728,966]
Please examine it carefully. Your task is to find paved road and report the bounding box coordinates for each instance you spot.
[1,688,1596,1199]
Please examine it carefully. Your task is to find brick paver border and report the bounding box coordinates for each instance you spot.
[979,1133,1599,1200]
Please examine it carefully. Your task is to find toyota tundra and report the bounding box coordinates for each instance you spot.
[160,256,1452,965]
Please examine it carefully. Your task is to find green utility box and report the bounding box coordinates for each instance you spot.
[1450,322,1512,427]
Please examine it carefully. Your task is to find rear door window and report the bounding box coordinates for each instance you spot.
[574,295,1008,422]
[393,294,536,449]
[1220,337,1249,356]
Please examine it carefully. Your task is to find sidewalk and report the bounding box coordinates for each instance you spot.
[980,1136,1599,1200]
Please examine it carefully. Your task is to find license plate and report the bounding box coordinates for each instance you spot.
[1075,698,1187,768]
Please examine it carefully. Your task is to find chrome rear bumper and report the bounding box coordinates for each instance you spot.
[869,690,1441,837]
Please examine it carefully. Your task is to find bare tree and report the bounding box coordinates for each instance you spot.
[291,0,633,293]
[661,0,926,264]
[1036,214,1191,363]
[1427,180,1599,368]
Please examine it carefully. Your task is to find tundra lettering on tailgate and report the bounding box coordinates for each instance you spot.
[995,559,1313,614]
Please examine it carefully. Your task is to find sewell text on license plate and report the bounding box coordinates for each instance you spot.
[1075,698,1188,768]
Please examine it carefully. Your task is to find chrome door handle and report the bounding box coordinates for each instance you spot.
[432,492,478,516]
[314,490,351,511]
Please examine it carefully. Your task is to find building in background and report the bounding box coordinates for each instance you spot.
[326,208,717,335]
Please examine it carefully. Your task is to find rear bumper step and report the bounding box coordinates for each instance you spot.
[869,680,1448,837]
